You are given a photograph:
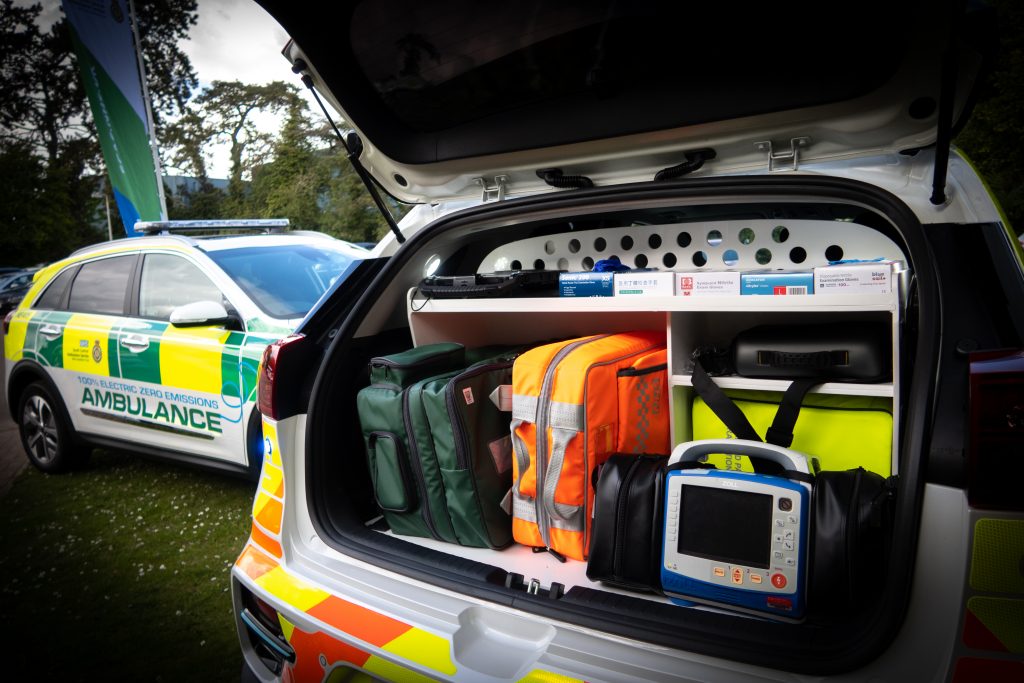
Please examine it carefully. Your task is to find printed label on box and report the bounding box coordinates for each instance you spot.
[560,272,614,297]
[614,271,675,296]
[676,271,741,296]
[740,271,814,295]
[814,262,893,294]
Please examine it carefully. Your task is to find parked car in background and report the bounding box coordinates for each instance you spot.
[233,2,1023,682]
[0,269,41,317]
[3,221,368,480]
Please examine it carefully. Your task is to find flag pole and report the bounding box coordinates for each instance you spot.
[105,182,114,241]
[127,0,168,220]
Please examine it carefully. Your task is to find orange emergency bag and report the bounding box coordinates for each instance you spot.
[510,330,669,561]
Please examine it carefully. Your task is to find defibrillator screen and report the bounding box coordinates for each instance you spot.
[677,486,773,569]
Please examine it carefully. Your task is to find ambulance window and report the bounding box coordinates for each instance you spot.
[139,254,223,321]
[33,268,75,310]
[68,255,135,315]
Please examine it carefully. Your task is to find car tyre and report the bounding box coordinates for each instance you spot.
[17,381,89,473]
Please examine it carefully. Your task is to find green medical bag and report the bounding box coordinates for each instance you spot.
[357,342,518,548]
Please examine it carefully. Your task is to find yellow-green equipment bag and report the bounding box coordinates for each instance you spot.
[693,390,893,476]
[688,359,892,476]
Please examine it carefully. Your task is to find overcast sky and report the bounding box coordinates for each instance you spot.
[181,0,294,89]
[26,0,318,178]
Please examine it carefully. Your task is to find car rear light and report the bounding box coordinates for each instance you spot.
[967,349,1024,510]
[3,309,15,334]
[258,334,306,421]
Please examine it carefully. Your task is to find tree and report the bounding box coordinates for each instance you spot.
[164,80,304,214]
[0,140,105,266]
[135,0,199,124]
[242,100,410,243]
[0,1,46,136]
[245,101,325,227]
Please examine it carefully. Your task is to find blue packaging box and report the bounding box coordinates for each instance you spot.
[559,271,614,297]
[740,270,814,295]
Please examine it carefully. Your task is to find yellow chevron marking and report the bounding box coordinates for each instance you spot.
[519,670,585,683]
[278,614,295,642]
[63,314,114,374]
[263,419,282,468]
[261,461,284,498]
[380,628,456,676]
[4,309,33,361]
[363,654,441,683]
[971,519,1024,593]
[158,326,231,394]
[256,566,329,613]
[968,597,1024,653]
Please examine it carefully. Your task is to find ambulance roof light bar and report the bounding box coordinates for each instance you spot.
[134,219,290,235]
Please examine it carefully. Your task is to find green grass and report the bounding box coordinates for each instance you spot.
[0,449,256,682]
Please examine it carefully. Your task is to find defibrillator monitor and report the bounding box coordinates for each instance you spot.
[661,440,813,620]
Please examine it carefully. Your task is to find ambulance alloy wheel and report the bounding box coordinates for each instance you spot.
[17,381,87,473]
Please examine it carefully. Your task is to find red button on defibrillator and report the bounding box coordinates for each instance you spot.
[771,573,787,589]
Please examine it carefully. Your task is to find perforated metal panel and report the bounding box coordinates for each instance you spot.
[480,219,905,273]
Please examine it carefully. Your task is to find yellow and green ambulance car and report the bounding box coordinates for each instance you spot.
[3,221,368,479]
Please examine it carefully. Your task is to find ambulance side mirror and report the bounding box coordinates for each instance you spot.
[169,300,232,328]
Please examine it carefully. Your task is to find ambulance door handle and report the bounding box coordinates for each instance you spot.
[39,325,62,339]
[120,335,150,352]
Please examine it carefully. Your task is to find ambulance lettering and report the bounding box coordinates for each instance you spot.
[80,386,223,435]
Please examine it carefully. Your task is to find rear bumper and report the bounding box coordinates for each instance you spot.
[232,416,1022,682]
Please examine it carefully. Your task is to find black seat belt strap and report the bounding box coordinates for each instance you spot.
[690,362,761,442]
[764,378,822,448]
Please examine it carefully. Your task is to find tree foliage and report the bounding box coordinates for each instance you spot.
[165,80,303,213]
[165,84,408,244]
[0,0,198,266]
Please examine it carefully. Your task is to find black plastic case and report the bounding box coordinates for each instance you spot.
[731,323,891,381]
[418,270,562,299]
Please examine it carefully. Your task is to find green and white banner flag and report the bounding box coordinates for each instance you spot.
[62,0,165,236]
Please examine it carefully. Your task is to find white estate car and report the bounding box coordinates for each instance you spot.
[233,2,1024,682]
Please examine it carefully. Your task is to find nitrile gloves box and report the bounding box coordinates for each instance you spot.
[814,261,894,294]
[676,271,741,296]
[740,270,814,295]
[614,271,675,296]
[559,271,614,297]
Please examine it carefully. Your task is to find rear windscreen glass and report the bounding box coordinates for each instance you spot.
[349,0,909,134]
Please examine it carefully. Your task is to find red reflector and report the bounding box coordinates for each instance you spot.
[258,334,305,421]
[254,595,281,628]
[952,657,1024,682]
